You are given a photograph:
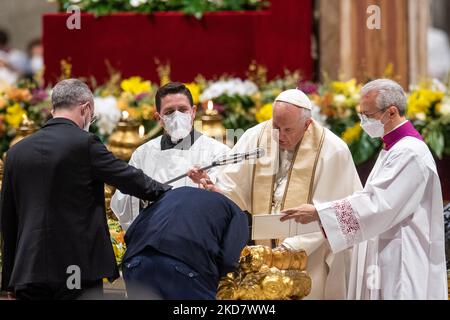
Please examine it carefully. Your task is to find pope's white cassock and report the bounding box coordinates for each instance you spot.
[316,121,448,300]
[111,131,229,230]
[215,91,363,299]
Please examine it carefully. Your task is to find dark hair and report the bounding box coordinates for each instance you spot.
[27,38,42,56]
[155,82,193,112]
[0,29,9,47]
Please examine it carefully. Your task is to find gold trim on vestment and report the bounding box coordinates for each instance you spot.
[250,120,325,247]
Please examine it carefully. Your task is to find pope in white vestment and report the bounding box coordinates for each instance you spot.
[282,80,448,300]
[193,89,363,299]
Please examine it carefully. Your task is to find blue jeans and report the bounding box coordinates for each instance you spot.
[123,247,217,300]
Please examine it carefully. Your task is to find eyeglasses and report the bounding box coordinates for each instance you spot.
[89,115,98,126]
[81,102,98,125]
[358,109,386,121]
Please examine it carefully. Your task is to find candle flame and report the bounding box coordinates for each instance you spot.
[122,110,129,120]
[207,100,214,111]
[139,125,145,138]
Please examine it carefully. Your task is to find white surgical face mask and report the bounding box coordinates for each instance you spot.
[83,119,90,132]
[162,110,193,142]
[30,56,43,74]
[359,111,387,138]
[82,104,97,132]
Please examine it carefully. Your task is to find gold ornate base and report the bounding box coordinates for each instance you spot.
[217,246,312,300]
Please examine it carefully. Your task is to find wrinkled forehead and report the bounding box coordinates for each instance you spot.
[273,102,302,127]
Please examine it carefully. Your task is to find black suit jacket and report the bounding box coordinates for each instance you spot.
[124,187,249,288]
[0,118,171,291]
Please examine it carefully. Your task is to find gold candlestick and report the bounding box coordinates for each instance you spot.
[107,111,144,161]
[10,114,37,148]
[201,100,225,139]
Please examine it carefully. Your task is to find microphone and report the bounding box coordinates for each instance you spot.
[164,148,265,185]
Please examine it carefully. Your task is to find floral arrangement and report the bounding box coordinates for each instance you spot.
[407,80,450,158]
[197,66,304,130]
[311,78,382,165]
[0,80,52,154]
[55,0,269,19]
[90,75,159,142]
[2,62,450,165]
[199,77,259,130]
[108,218,126,266]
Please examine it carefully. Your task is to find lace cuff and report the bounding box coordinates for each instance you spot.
[331,199,361,246]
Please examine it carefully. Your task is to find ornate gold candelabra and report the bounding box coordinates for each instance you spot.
[107,111,144,162]
[201,100,225,140]
[217,246,312,300]
[9,114,37,148]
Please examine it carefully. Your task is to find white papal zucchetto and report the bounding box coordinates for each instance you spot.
[274,88,312,110]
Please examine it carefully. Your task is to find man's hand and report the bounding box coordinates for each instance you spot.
[187,166,209,184]
[280,204,319,224]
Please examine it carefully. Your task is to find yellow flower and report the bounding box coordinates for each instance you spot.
[407,88,444,119]
[331,79,358,96]
[117,98,129,111]
[341,123,362,145]
[255,103,273,123]
[5,103,26,128]
[140,103,156,120]
[185,82,201,105]
[120,76,151,95]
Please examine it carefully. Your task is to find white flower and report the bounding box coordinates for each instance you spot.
[130,0,146,8]
[93,96,122,136]
[333,94,346,106]
[311,103,328,127]
[439,98,450,116]
[415,112,427,121]
[431,79,447,92]
[200,78,258,102]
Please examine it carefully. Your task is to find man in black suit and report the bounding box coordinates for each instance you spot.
[122,187,248,300]
[0,79,172,300]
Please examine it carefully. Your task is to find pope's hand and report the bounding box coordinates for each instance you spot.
[187,165,209,184]
[280,204,319,224]
[199,178,222,193]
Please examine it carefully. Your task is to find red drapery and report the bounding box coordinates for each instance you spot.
[43,0,313,85]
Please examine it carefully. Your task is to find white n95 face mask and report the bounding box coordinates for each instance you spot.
[360,116,385,138]
[162,110,193,142]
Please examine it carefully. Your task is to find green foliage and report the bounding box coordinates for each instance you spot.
[215,94,257,131]
[58,0,269,19]
[416,116,450,159]
[349,132,382,166]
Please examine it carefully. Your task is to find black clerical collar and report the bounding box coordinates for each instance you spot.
[160,129,203,151]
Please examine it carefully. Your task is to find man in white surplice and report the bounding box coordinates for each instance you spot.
[281,79,448,300]
[111,82,229,230]
[189,89,363,299]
